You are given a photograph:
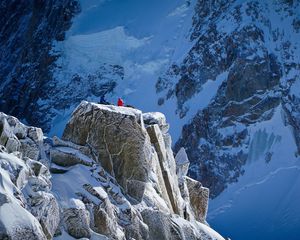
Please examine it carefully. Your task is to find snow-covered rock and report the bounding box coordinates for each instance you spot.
[62,200,91,239]
[1,104,224,239]
[175,147,190,180]
[52,102,224,239]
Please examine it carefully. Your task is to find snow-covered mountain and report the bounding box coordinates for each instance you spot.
[1,0,300,239]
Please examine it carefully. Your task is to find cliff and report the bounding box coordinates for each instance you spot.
[0,101,224,240]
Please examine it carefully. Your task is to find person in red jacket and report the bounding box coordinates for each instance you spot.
[117,98,124,106]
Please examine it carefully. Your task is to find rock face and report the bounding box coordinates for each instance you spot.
[62,102,151,202]
[0,103,225,239]
[156,0,300,198]
[0,113,59,240]
[0,0,80,131]
[186,177,209,224]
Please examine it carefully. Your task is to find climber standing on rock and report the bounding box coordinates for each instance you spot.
[117,97,124,107]
[99,95,109,105]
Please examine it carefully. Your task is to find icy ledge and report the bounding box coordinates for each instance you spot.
[0,102,224,240]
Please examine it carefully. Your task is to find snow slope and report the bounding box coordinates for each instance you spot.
[208,106,300,240]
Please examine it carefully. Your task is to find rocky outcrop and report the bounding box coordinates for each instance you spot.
[62,102,152,202]
[186,177,209,223]
[53,101,224,239]
[0,113,58,239]
[0,103,225,239]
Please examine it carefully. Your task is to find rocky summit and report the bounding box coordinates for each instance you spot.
[0,102,224,240]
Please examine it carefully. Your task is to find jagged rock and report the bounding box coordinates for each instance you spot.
[83,183,125,239]
[20,138,40,161]
[28,192,60,239]
[0,117,11,146]
[142,208,222,240]
[6,115,27,139]
[143,112,170,133]
[186,177,209,223]
[146,124,184,215]
[50,147,93,167]
[63,200,91,239]
[5,136,21,153]
[26,159,49,177]
[123,214,149,240]
[0,114,60,240]
[141,209,181,240]
[92,204,125,240]
[0,199,47,240]
[175,148,195,221]
[175,147,190,180]
[52,136,94,159]
[28,127,43,144]
[62,101,152,201]
[0,112,44,162]
[0,155,47,240]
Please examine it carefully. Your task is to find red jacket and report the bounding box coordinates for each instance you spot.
[117,98,124,106]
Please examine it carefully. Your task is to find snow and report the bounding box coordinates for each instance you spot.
[0,152,45,237]
[50,0,197,138]
[48,104,77,138]
[0,199,43,235]
[159,71,228,141]
[54,26,149,72]
[172,216,225,240]
[167,4,189,17]
[0,152,27,196]
[209,105,300,240]
[175,147,189,166]
[51,164,102,207]
[92,101,142,116]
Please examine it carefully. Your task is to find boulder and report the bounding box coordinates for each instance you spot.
[63,200,91,239]
[20,138,40,160]
[143,112,170,133]
[6,115,27,139]
[52,136,94,159]
[142,209,223,240]
[141,209,181,240]
[50,147,93,167]
[5,136,21,153]
[28,127,43,144]
[28,192,60,239]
